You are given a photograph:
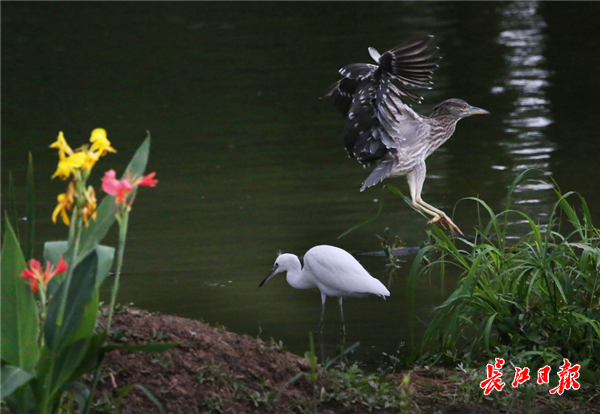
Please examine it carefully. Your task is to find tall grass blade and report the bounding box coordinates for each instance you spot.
[338,198,383,239]
[114,383,165,414]
[7,172,20,241]
[25,153,35,260]
[0,217,39,372]
[407,245,436,346]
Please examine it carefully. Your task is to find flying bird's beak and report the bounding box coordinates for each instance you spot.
[467,106,490,116]
[258,266,277,288]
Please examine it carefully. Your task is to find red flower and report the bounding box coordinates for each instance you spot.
[102,169,133,203]
[21,257,68,293]
[137,172,158,187]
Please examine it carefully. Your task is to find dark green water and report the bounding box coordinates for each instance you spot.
[3,2,600,365]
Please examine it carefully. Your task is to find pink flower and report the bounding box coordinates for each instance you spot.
[102,169,158,205]
[21,257,68,292]
[102,169,133,204]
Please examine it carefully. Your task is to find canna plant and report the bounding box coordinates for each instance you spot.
[1,130,174,413]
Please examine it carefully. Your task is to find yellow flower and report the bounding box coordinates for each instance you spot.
[89,128,116,156]
[52,151,87,180]
[82,186,97,226]
[82,148,99,171]
[51,129,115,180]
[49,131,73,156]
[52,183,75,225]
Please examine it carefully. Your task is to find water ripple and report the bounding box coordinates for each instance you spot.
[493,1,556,229]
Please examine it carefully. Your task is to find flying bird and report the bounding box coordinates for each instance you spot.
[324,36,489,234]
[259,245,390,334]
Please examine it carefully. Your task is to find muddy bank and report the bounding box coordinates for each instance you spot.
[94,308,596,414]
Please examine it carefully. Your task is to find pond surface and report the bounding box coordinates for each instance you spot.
[3,2,600,366]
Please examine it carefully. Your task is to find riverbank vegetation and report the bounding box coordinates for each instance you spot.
[406,174,599,387]
[2,143,598,414]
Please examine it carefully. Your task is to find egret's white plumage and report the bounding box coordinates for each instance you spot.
[259,245,390,332]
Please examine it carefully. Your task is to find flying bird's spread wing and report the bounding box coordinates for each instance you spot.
[324,36,440,176]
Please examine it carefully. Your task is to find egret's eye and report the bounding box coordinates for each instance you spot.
[275,263,279,267]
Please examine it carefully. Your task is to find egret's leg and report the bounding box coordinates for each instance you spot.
[338,297,346,336]
[407,164,463,235]
[319,293,327,333]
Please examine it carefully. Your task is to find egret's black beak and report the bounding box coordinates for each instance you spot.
[467,105,490,116]
[258,266,277,288]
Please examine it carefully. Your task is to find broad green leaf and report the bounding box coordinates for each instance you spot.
[45,251,98,350]
[43,241,69,266]
[77,195,116,265]
[0,219,39,373]
[105,342,178,353]
[44,240,69,296]
[44,241,114,289]
[1,364,33,399]
[45,243,114,344]
[62,381,90,414]
[64,333,107,383]
[3,377,34,414]
[65,245,114,343]
[124,133,151,180]
[66,290,100,344]
[118,134,152,223]
[36,333,106,405]
[36,338,91,402]
[25,153,35,260]
[95,244,115,288]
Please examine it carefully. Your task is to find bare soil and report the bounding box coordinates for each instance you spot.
[94,307,598,414]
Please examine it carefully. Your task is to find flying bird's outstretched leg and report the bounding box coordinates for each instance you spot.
[319,292,327,333]
[407,163,463,235]
[338,297,346,336]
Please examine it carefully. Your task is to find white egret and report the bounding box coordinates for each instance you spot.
[259,245,390,333]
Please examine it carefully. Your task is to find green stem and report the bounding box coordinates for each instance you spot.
[58,208,83,326]
[38,286,47,349]
[106,208,129,332]
[84,207,129,414]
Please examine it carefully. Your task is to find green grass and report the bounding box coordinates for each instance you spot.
[406,172,600,385]
[324,362,413,413]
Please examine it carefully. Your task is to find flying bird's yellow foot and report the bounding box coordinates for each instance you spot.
[428,214,463,236]
[445,219,463,236]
